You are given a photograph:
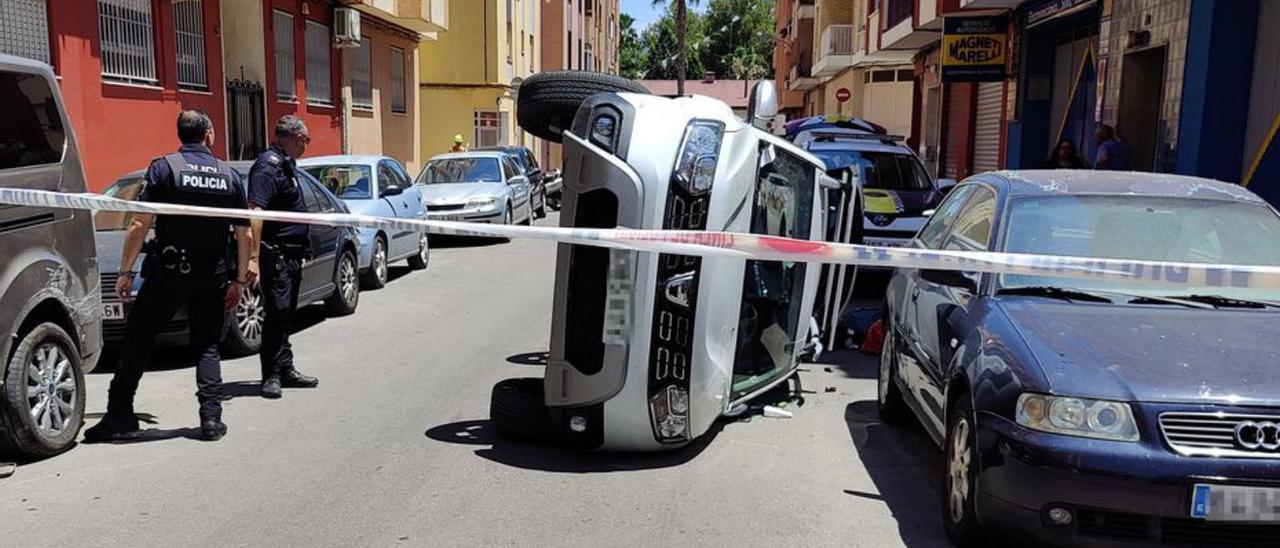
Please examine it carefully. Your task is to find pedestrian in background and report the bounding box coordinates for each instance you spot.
[1094,125,1130,170]
[84,110,251,442]
[1046,138,1088,169]
[247,115,320,399]
[450,134,467,153]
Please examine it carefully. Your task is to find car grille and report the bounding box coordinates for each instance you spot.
[1075,508,1280,546]
[427,203,465,211]
[101,272,120,302]
[1160,412,1280,459]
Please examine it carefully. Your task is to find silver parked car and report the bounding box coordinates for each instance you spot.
[0,54,103,458]
[417,151,535,226]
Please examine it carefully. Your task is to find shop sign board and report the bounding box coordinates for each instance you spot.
[942,16,1008,83]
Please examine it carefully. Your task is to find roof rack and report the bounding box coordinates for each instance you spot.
[809,132,907,144]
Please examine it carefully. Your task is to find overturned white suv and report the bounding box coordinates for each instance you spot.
[490,72,861,451]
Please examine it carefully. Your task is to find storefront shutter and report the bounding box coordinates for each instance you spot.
[972,81,1003,174]
[944,84,966,179]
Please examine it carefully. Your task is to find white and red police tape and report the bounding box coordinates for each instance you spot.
[3,187,1279,290]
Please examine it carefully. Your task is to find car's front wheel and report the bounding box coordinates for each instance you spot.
[878,311,908,425]
[943,395,986,546]
[407,233,429,270]
[221,285,264,357]
[0,322,85,458]
[535,188,547,219]
[325,250,360,316]
[361,236,389,289]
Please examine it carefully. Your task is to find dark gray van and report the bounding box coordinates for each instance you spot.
[0,54,102,457]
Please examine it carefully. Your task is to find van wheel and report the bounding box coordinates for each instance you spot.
[490,378,557,442]
[0,323,85,458]
[221,285,264,357]
[325,250,360,316]
[517,71,649,143]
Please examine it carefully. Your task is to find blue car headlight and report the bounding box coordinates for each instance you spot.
[1016,393,1140,442]
[672,120,725,195]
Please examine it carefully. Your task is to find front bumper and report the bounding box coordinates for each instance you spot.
[426,207,504,223]
[976,410,1280,546]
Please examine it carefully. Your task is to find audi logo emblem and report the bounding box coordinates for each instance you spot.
[1234,421,1280,451]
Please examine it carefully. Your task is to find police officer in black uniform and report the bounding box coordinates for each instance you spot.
[84,111,252,442]
[248,115,320,399]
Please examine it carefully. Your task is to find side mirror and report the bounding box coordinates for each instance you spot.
[936,178,958,194]
[922,208,937,217]
[746,80,779,131]
[920,269,977,292]
[507,176,526,186]
[382,185,404,197]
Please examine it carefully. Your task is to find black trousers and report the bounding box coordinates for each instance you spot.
[259,245,303,381]
[108,273,226,422]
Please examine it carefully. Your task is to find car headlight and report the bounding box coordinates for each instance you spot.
[650,385,690,443]
[672,120,725,195]
[467,197,498,208]
[1016,393,1140,442]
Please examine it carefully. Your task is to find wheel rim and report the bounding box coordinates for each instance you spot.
[878,328,892,405]
[340,255,358,306]
[505,208,512,225]
[947,417,972,524]
[25,342,76,437]
[374,240,388,283]
[237,286,264,344]
[418,234,429,263]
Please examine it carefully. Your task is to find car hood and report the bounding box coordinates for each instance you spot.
[999,298,1280,406]
[342,198,387,215]
[421,182,506,205]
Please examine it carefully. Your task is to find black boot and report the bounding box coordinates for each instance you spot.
[261,377,282,399]
[281,368,319,388]
[83,413,140,443]
[200,419,227,441]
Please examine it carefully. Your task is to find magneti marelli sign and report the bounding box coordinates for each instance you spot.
[941,15,1009,83]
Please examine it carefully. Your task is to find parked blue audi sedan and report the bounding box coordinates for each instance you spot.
[300,155,430,289]
[879,170,1280,546]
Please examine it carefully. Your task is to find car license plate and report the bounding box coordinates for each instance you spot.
[436,215,462,221]
[866,238,907,248]
[1192,483,1280,521]
[103,303,124,320]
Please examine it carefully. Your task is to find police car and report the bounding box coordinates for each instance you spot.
[793,120,955,250]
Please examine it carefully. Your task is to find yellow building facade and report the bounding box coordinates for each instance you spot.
[419,0,541,163]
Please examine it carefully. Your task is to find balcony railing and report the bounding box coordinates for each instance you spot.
[820,24,855,57]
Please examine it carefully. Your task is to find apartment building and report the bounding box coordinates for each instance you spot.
[539,0,620,167]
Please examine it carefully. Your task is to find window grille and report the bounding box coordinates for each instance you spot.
[98,0,157,84]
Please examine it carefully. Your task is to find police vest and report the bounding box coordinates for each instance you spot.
[162,153,235,196]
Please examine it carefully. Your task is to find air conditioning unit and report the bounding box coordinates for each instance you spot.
[334,7,361,48]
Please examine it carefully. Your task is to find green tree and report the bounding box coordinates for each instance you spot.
[619,13,647,79]
[698,0,774,81]
[640,6,705,81]
[650,0,703,95]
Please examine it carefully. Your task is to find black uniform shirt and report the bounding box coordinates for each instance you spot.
[248,143,309,243]
[139,143,247,276]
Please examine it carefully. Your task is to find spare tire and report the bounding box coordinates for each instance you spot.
[490,377,558,442]
[517,71,649,143]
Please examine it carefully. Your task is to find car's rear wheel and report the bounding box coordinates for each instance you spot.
[943,395,986,546]
[516,71,649,143]
[0,322,85,458]
[523,200,534,226]
[877,310,908,425]
[362,236,389,289]
[490,378,557,442]
[325,250,360,316]
[407,233,429,270]
[535,188,547,219]
[221,285,263,357]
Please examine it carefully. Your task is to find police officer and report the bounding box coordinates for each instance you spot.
[247,115,320,399]
[84,111,252,442]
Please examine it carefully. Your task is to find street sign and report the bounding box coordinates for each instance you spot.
[835,88,851,103]
[941,16,1008,83]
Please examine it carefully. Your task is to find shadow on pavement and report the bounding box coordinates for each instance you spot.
[385,265,413,284]
[815,348,878,380]
[845,399,949,547]
[221,380,264,399]
[424,419,719,473]
[505,351,549,366]
[80,427,205,444]
[428,235,507,249]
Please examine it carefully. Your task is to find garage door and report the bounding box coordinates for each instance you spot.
[972,82,1003,174]
[0,0,50,64]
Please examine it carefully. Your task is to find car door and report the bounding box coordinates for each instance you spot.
[910,185,996,433]
[895,184,977,433]
[523,149,544,195]
[377,160,416,257]
[299,177,339,300]
[389,160,425,218]
[502,156,529,210]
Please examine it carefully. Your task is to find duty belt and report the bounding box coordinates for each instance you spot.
[262,240,308,258]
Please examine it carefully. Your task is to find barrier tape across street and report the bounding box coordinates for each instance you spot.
[4,187,1280,291]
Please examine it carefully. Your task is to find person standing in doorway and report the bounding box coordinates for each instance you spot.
[246,115,320,399]
[1094,125,1130,170]
[84,110,251,442]
[1046,138,1088,169]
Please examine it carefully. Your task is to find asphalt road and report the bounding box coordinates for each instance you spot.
[2,212,950,547]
